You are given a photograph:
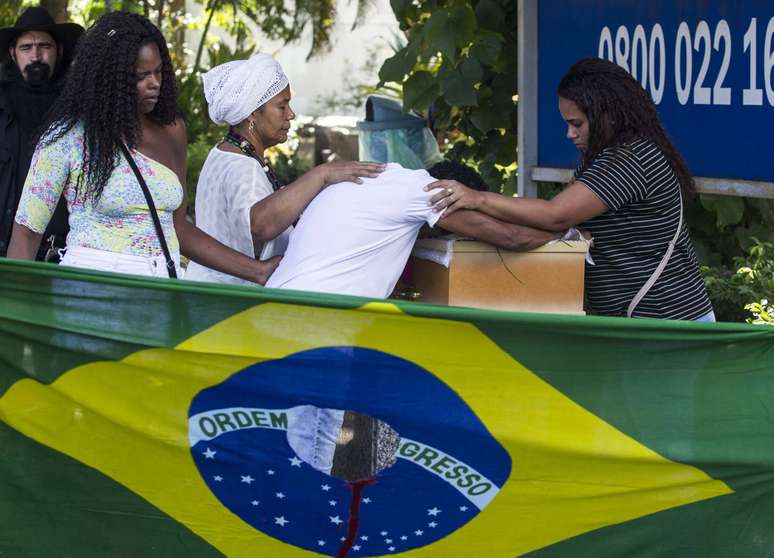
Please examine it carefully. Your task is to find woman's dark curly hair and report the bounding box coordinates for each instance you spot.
[40,11,178,201]
[558,57,695,195]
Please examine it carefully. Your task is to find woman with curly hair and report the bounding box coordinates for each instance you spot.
[427,57,714,321]
[8,11,279,283]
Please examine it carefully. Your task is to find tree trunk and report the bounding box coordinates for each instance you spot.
[40,0,68,23]
[193,0,221,75]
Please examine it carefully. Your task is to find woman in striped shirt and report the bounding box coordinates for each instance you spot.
[427,57,714,321]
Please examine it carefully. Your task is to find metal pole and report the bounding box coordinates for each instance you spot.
[517,0,539,198]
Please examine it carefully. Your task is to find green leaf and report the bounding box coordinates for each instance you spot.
[700,195,746,228]
[478,153,501,191]
[474,0,504,32]
[403,71,440,112]
[480,133,517,165]
[470,31,503,66]
[468,85,514,133]
[449,4,477,49]
[378,42,419,84]
[431,98,453,130]
[746,197,774,225]
[685,200,719,236]
[735,224,774,251]
[390,0,412,21]
[470,105,502,133]
[424,9,456,60]
[501,173,517,196]
[441,69,478,106]
[460,56,483,83]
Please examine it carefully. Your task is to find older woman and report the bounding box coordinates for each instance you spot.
[429,58,714,321]
[184,54,384,285]
[8,12,279,283]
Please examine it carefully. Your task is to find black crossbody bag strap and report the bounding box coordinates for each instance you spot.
[118,143,178,278]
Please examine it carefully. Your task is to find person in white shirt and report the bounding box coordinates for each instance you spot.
[185,53,383,285]
[265,161,561,298]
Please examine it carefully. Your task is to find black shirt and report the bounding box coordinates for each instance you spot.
[576,138,713,320]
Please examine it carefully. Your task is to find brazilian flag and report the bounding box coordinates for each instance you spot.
[1,260,773,557]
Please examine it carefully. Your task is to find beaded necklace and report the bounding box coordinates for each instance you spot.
[221,129,283,192]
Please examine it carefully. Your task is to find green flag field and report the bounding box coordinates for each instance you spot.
[1,259,773,557]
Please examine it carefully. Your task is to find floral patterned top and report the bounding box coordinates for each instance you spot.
[15,123,182,257]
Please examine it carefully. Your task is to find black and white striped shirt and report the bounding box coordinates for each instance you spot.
[576,138,713,320]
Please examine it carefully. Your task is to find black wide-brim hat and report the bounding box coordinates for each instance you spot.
[0,7,84,56]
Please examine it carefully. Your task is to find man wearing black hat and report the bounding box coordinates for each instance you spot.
[0,7,83,260]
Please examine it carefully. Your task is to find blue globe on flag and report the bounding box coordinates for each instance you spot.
[188,347,511,556]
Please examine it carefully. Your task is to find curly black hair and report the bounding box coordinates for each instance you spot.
[428,161,488,192]
[558,57,695,195]
[39,11,178,201]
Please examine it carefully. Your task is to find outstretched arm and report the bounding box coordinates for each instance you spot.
[175,213,281,284]
[249,160,385,243]
[427,180,608,232]
[437,209,561,251]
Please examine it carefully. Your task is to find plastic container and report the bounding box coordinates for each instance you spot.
[357,96,442,169]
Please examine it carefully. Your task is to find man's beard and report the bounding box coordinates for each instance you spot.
[23,61,53,87]
[4,61,61,143]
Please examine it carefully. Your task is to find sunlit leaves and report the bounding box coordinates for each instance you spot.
[381,0,517,191]
[402,71,440,112]
[379,43,419,84]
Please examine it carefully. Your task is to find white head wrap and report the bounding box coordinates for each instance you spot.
[202,53,289,126]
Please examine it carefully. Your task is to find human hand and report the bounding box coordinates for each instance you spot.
[561,227,593,242]
[255,255,282,285]
[424,179,484,217]
[319,160,386,186]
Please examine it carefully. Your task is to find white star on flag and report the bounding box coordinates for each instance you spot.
[276,492,285,499]
[427,507,441,516]
[459,506,468,511]
[289,456,303,467]
[414,530,424,536]
[362,497,371,503]
[274,516,288,526]
[340,537,346,542]
[317,540,325,546]
[241,475,254,484]
[213,475,222,482]
[203,448,216,459]
[400,536,408,541]
[329,515,343,525]
[251,500,259,506]
[321,484,331,491]
[380,531,388,536]
[385,538,393,544]
[329,500,337,506]
[267,469,275,475]
[428,521,438,528]
[353,545,361,551]
[389,547,396,552]
[360,535,368,541]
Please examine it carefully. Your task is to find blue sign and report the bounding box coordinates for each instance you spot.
[538,0,774,182]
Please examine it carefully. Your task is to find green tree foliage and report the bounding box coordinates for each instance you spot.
[685,194,774,321]
[701,239,774,323]
[378,0,516,193]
